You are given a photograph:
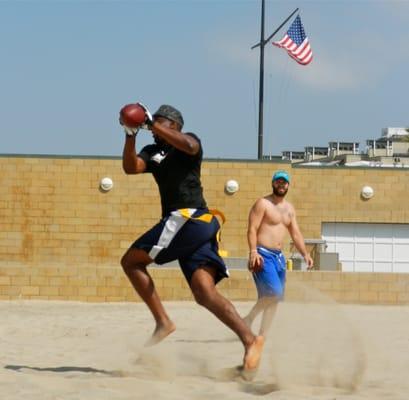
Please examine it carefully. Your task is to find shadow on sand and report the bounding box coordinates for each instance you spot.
[5,364,279,395]
[4,364,124,376]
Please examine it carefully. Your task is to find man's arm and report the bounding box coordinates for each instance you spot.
[151,122,200,156]
[134,102,199,156]
[122,135,147,174]
[287,208,314,269]
[247,199,266,272]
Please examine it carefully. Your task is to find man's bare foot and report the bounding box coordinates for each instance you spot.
[242,335,265,380]
[144,321,176,347]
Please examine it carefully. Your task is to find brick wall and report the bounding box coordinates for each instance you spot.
[1,264,409,305]
[1,155,409,304]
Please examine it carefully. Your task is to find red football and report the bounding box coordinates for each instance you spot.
[119,103,146,127]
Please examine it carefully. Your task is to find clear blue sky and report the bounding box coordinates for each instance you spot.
[1,0,408,159]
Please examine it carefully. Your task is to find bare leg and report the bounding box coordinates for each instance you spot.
[121,248,175,346]
[258,299,278,337]
[190,266,264,374]
[243,299,266,329]
[243,297,278,336]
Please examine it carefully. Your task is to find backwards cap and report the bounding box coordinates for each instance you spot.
[153,104,184,128]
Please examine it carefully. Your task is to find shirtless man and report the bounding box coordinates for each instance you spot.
[244,170,314,336]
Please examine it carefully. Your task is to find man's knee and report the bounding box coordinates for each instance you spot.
[190,283,201,304]
[120,253,131,272]
[191,280,217,307]
[190,266,218,306]
[121,248,151,273]
[192,287,211,307]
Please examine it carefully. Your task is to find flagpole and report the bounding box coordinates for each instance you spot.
[251,7,299,50]
[252,5,299,160]
[257,0,265,160]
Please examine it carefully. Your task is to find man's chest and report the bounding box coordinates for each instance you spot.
[264,204,292,226]
[148,147,170,166]
[148,148,191,179]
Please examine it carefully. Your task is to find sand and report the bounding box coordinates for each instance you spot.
[1,295,409,400]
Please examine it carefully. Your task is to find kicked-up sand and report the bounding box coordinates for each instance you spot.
[1,293,408,399]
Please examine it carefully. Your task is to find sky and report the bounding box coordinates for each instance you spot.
[1,0,409,160]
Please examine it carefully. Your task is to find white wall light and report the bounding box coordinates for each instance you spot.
[100,177,114,192]
[361,185,374,199]
[225,179,239,194]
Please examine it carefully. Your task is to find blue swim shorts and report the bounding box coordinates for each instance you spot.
[131,208,229,284]
[252,246,286,299]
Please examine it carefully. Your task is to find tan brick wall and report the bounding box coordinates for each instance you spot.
[1,265,409,305]
[288,166,409,239]
[1,155,409,304]
[286,271,409,305]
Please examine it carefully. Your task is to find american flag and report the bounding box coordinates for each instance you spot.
[272,15,313,66]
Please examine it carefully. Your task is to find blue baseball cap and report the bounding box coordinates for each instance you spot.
[272,170,290,183]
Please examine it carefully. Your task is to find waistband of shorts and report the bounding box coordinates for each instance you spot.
[167,207,209,216]
[257,246,282,255]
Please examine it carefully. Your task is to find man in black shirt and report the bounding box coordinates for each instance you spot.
[120,103,263,375]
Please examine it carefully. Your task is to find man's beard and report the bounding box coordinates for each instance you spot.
[153,135,170,150]
[153,135,165,145]
[273,186,288,197]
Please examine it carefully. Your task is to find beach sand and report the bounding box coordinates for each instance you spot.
[1,295,408,400]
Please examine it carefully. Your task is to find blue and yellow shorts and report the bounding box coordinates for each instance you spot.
[131,208,229,284]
